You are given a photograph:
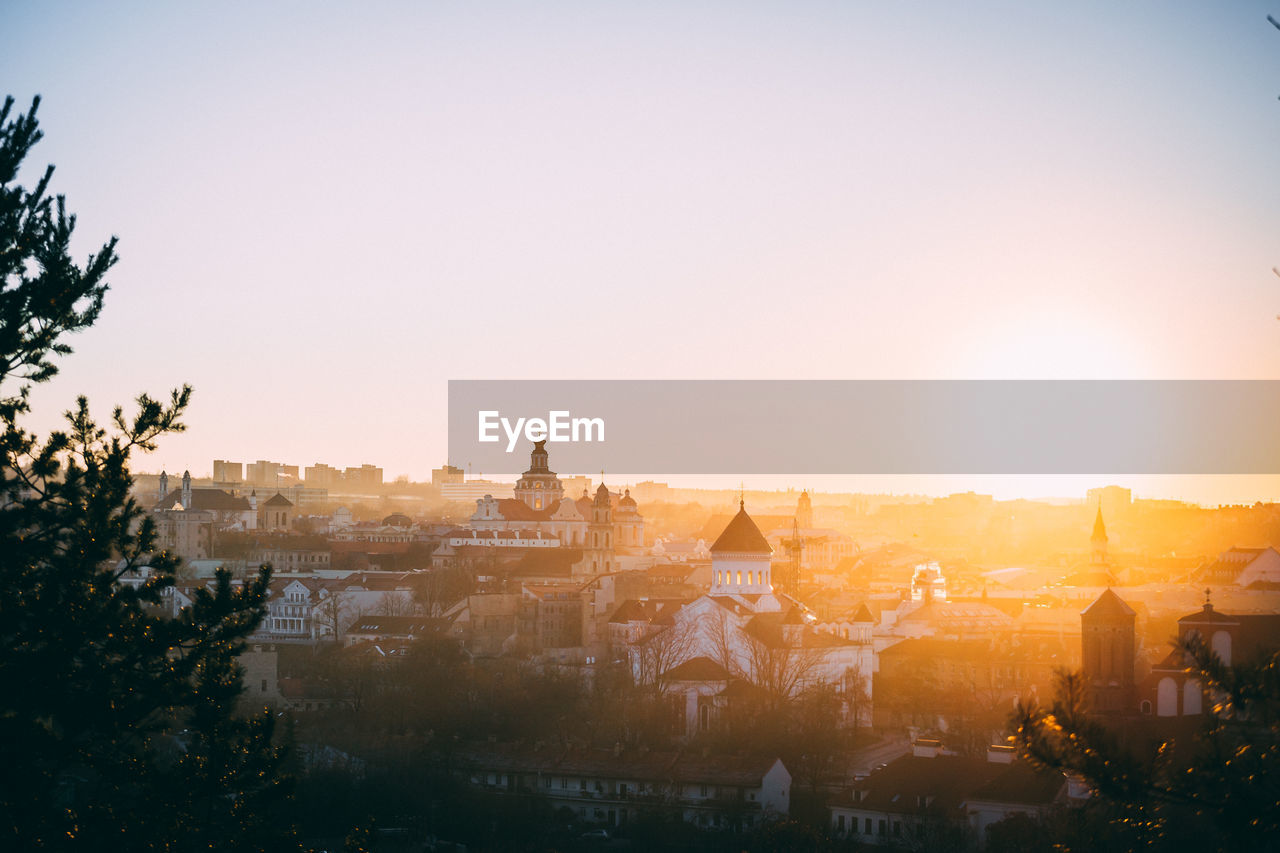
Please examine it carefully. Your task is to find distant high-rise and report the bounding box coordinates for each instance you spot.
[431,464,464,487]
[212,459,243,483]
[1087,485,1131,518]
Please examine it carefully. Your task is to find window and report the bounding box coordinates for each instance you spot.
[865,818,872,835]
[837,815,845,832]
[878,819,886,836]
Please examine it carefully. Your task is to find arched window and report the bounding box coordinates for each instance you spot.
[1183,679,1202,715]
[1157,677,1178,717]
[1212,630,1232,666]
[1140,700,1152,715]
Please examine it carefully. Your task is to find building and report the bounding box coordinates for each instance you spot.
[431,464,465,487]
[458,745,791,830]
[1087,485,1132,518]
[829,741,1069,848]
[1142,592,1280,717]
[440,480,515,502]
[617,503,866,721]
[212,459,243,483]
[1197,546,1280,588]
[465,442,645,571]
[1080,588,1136,714]
[343,464,383,491]
[245,460,299,486]
[151,470,257,559]
[304,463,343,488]
[259,492,295,532]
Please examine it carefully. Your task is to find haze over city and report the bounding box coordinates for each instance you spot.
[5,1,1280,496]
[4,4,1280,851]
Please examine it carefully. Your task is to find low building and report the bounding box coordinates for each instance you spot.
[458,744,790,830]
[829,740,1067,848]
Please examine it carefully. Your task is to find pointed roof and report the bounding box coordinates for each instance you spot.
[851,602,876,624]
[264,492,294,507]
[1081,587,1134,620]
[1091,507,1107,542]
[710,502,773,555]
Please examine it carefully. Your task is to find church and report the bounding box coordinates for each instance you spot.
[620,501,869,734]
[464,441,645,564]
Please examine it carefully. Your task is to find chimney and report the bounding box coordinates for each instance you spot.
[986,744,1015,764]
[911,738,942,758]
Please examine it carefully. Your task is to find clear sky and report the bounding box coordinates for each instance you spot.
[5,2,1280,499]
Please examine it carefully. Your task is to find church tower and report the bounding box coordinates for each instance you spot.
[159,470,169,503]
[1091,507,1109,567]
[1081,588,1136,714]
[796,490,813,529]
[583,482,614,575]
[710,501,774,595]
[181,470,192,510]
[514,440,564,511]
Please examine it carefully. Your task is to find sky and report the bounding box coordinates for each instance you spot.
[5,1,1280,500]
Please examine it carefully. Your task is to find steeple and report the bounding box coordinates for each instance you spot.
[181,470,192,510]
[1092,506,1108,543]
[1091,507,1109,566]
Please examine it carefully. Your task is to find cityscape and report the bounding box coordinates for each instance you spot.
[5,2,1280,852]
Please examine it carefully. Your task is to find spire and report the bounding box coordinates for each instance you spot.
[1091,506,1107,542]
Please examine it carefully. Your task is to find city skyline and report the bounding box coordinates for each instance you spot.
[6,1,1280,493]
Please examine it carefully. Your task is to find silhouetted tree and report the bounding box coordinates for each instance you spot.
[0,95,291,850]
[1010,634,1280,852]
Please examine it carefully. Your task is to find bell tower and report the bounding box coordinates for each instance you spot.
[1081,588,1136,714]
[514,440,564,511]
[581,482,614,575]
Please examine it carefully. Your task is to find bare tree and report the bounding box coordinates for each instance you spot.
[841,662,872,732]
[706,606,744,679]
[633,619,697,694]
[313,588,356,644]
[376,589,416,617]
[413,566,473,617]
[742,627,826,711]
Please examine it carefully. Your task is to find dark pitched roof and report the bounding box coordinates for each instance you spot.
[710,504,773,555]
[664,656,731,682]
[346,615,437,636]
[966,762,1065,806]
[263,492,293,507]
[495,498,553,522]
[849,755,1000,814]
[851,603,876,623]
[608,598,685,624]
[154,488,251,512]
[1081,587,1135,620]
